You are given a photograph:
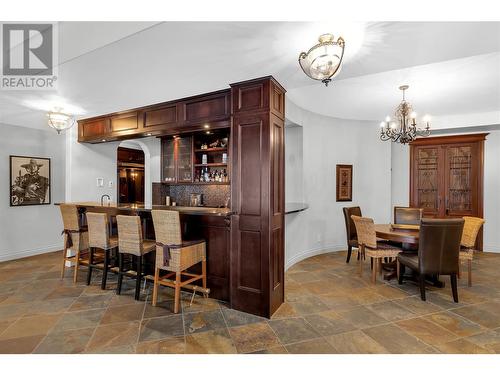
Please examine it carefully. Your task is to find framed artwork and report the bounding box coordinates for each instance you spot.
[336,164,352,202]
[10,156,51,206]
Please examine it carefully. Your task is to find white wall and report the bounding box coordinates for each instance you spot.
[65,126,160,205]
[0,124,66,261]
[285,125,304,203]
[284,99,392,269]
[391,128,500,253]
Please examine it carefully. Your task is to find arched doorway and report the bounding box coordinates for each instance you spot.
[117,141,145,204]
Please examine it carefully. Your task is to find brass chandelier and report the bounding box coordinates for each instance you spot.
[380,85,431,144]
[299,33,345,86]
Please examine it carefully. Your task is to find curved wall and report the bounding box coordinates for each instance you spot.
[284,99,392,269]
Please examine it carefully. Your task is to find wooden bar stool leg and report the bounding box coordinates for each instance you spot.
[61,243,68,279]
[135,255,142,301]
[152,267,160,307]
[202,259,207,289]
[378,258,383,276]
[174,272,181,314]
[396,259,400,281]
[371,257,377,284]
[87,247,94,285]
[467,259,472,287]
[117,253,124,295]
[73,249,80,284]
[101,249,109,290]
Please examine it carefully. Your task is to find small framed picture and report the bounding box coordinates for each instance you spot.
[10,156,51,207]
[336,164,352,202]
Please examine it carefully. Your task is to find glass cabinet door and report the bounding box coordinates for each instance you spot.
[177,136,193,182]
[412,146,441,217]
[162,138,176,182]
[444,143,478,217]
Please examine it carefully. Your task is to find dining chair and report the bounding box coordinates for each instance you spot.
[351,215,402,284]
[397,218,464,302]
[151,210,208,314]
[116,215,155,300]
[86,212,119,289]
[394,206,423,225]
[59,204,89,282]
[343,206,362,263]
[459,216,485,287]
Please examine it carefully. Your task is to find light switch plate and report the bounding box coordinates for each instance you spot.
[96,178,104,187]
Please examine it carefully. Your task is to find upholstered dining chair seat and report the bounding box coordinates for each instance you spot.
[397,252,419,269]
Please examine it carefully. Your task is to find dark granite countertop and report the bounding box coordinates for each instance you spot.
[55,202,232,216]
[285,202,309,215]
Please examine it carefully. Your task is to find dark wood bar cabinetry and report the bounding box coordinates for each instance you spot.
[78,90,231,143]
[230,77,286,317]
[77,76,285,318]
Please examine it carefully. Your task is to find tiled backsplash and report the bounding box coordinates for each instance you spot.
[152,183,230,207]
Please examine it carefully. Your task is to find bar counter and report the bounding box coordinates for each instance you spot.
[55,202,232,216]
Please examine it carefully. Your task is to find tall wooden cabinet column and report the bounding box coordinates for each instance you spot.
[229,77,286,318]
[409,133,487,249]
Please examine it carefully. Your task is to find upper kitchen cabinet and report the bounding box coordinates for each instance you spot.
[181,90,230,130]
[143,104,178,132]
[78,117,110,141]
[110,112,139,134]
[77,90,231,143]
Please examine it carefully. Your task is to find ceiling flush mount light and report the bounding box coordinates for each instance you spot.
[47,108,75,134]
[380,85,431,145]
[298,33,345,86]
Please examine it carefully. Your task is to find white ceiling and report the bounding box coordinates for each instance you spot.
[1,21,499,131]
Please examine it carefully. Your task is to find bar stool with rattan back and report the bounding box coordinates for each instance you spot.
[59,204,89,282]
[86,212,119,290]
[460,216,485,287]
[116,215,155,300]
[151,210,207,314]
[351,215,402,284]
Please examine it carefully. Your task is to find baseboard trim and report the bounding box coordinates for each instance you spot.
[0,243,63,262]
[483,244,499,253]
[285,244,345,271]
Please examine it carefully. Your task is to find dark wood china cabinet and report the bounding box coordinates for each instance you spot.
[410,133,487,248]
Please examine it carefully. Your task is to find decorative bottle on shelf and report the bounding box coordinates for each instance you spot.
[222,152,227,164]
[203,167,209,182]
[202,154,208,165]
[223,169,228,182]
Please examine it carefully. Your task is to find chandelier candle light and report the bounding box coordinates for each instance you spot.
[47,108,76,134]
[299,33,345,86]
[380,85,431,144]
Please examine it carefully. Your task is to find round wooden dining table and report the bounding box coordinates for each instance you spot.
[374,224,419,245]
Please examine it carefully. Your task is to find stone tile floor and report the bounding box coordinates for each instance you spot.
[1,249,500,354]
